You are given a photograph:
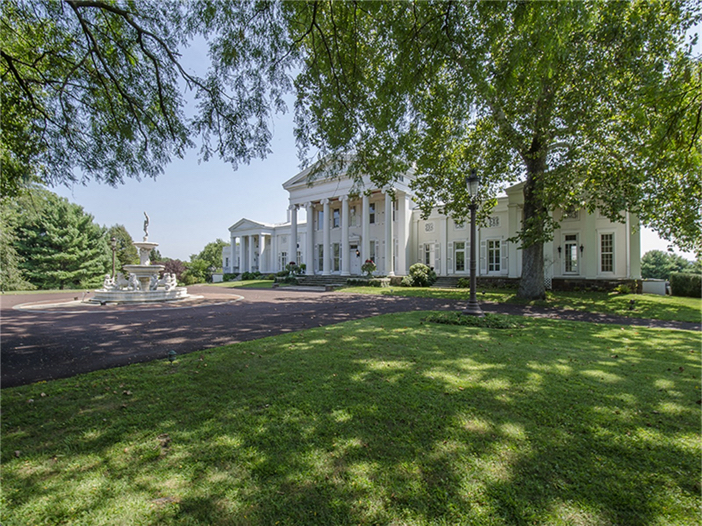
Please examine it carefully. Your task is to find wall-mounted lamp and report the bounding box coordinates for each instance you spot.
[557,246,562,255]
[580,245,584,254]
[355,249,360,257]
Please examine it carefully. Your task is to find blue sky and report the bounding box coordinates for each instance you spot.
[53,24,699,262]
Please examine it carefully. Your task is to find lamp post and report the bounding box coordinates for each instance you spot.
[110,236,117,279]
[463,169,484,317]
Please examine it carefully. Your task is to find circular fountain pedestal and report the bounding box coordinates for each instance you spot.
[92,238,190,304]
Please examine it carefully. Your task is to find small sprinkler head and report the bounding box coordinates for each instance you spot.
[168,350,177,363]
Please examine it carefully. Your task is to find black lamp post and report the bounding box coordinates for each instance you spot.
[463,169,484,317]
[110,236,117,279]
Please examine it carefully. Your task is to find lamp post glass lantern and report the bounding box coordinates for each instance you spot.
[463,170,484,317]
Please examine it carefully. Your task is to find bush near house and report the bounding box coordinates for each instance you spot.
[670,273,701,298]
[401,263,437,287]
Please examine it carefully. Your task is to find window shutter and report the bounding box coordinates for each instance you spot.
[435,244,441,275]
[479,240,487,275]
[447,242,454,274]
[418,243,424,263]
[501,240,509,275]
[314,244,319,272]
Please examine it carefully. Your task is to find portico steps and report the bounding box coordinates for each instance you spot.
[431,277,461,288]
[295,275,359,287]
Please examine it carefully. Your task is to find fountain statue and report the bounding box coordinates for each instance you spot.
[91,213,189,304]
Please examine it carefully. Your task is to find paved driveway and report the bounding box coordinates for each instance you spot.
[2,286,697,388]
[1,286,462,388]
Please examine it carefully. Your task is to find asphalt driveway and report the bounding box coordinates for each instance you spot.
[2,285,698,388]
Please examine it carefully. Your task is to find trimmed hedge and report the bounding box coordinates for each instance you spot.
[670,273,701,298]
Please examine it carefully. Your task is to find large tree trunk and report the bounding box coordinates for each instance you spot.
[517,164,547,300]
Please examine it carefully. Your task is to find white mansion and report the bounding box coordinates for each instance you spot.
[222,164,641,286]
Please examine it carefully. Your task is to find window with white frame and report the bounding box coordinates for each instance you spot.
[281,251,288,269]
[317,210,324,230]
[562,207,579,220]
[332,208,340,228]
[369,241,376,263]
[317,245,324,270]
[454,241,466,272]
[350,206,357,227]
[424,244,431,266]
[369,203,376,224]
[332,243,340,271]
[600,233,614,273]
[487,239,501,272]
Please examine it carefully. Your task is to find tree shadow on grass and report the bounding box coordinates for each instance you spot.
[2,313,700,525]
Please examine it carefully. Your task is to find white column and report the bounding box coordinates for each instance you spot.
[305,202,314,274]
[385,191,395,276]
[259,234,266,273]
[270,233,277,272]
[248,235,254,272]
[322,198,331,275]
[230,235,236,273]
[362,193,370,263]
[289,204,298,266]
[341,195,350,276]
[397,192,408,275]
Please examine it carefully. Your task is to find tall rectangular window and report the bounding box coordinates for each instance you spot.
[600,233,614,273]
[455,242,466,272]
[424,244,431,266]
[370,241,376,263]
[317,245,324,271]
[487,240,501,272]
[281,251,287,269]
[332,209,340,228]
[332,243,340,271]
[317,210,324,230]
[350,206,357,227]
[369,203,376,224]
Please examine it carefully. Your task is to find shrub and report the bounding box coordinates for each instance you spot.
[241,271,261,281]
[403,263,437,287]
[457,277,470,289]
[346,278,369,286]
[423,312,521,329]
[670,273,701,298]
[361,259,377,277]
[222,273,238,282]
[369,278,390,288]
[276,270,289,277]
[266,274,276,280]
[614,284,633,295]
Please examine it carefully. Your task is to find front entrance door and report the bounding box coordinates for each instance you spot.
[350,244,361,275]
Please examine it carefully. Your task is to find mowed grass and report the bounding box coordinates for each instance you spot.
[206,279,276,289]
[2,313,700,526]
[341,286,701,324]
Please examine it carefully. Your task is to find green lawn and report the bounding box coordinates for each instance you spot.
[341,286,701,324]
[3,313,700,526]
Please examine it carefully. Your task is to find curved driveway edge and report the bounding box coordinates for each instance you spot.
[2,285,698,388]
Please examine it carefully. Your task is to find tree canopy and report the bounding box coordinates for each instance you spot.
[1,0,295,197]
[641,249,699,279]
[289,0,702,298]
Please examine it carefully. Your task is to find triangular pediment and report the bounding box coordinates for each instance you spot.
[228,218,275,232]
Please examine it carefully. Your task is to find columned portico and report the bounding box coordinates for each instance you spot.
[341,195,350,276]
[322,198,331,275]
[385,191,395,276]
[305,202,314,274]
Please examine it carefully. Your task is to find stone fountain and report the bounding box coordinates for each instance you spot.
[91,213,189,304]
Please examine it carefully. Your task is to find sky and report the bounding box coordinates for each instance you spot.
[52,22,699,262]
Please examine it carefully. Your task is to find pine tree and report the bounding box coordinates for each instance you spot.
[15,190,110,290]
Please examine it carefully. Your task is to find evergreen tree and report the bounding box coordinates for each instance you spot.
[0,200,34,291]
[106,224,139,274]
[14,190,110,289]
[641,250,693,280]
